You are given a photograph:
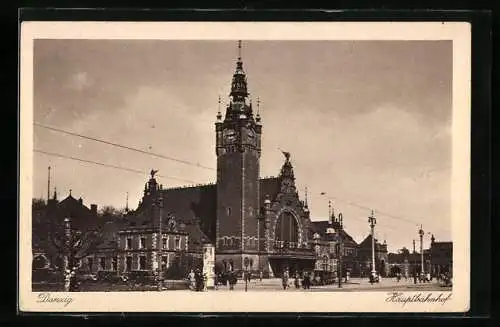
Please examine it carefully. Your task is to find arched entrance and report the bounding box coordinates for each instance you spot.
[33,255,49,270]
[268,210,310,277]
[275,211,299,246]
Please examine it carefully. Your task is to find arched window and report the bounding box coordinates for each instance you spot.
[275,211,298,245]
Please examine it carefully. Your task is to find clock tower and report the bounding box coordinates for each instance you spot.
[215,41,262,270]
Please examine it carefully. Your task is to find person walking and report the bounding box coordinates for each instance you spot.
[188,269,195,291]
[294,272,300,289]
[229,271,236,290]
[282,269,289,290]
[259,270,263,282]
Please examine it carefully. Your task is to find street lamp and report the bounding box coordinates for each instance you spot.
[418,225,425,277]
[152,196,164,291]
[244,256,250,292]
[368,210,377,278]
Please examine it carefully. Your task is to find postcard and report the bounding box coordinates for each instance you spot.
[19,21,470,312]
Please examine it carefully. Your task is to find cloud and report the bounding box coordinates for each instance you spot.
[68,71,92,91]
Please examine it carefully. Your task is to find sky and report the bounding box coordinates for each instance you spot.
[32,40,453,253]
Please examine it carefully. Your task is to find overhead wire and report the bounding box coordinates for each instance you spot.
[34,122,216,171]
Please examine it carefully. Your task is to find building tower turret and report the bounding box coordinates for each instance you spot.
[215,41,262,270]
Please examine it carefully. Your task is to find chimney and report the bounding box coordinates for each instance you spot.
[91,204,97,215]
[78,197,83,205]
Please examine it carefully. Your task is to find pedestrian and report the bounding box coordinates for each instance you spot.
[259,270,263,282]
[229,271,236,290]
[282,269,289,290]
[306,273,311,290]
[188,269,195,291]
[294,272,300,289]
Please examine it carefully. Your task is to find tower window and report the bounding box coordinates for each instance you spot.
[139,256,146,270]
[227,207,231,216]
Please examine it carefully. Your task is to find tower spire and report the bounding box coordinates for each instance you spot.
[230,40,248,100]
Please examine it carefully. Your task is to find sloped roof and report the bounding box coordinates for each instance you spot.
[161,184,217,242]
[359,234,387,252]
[52,194,99,230]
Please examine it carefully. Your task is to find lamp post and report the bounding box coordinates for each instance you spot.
[244,257,249,292]
[63,217,72,292]
[335,235,343,289]
[154,196,164,291]
[368,210,377,277]
[418,225,424,277]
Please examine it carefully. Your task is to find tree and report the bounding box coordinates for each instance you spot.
[98,205,125,220]
[32,198,46,210]
[46,217,103,291]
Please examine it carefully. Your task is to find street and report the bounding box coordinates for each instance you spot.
[204,277,451,292]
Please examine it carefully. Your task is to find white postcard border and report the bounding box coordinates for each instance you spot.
[19,21,471,313]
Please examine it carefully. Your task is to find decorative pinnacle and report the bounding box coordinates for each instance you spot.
[216,95,222,120]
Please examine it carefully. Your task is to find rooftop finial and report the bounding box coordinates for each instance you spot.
[216,95,222,121]
[328,200,332,218]
[256,97,261,123]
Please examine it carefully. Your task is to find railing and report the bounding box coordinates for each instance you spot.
[270,240,315,256]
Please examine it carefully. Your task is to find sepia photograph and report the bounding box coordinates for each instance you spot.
[19,21,471,312]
